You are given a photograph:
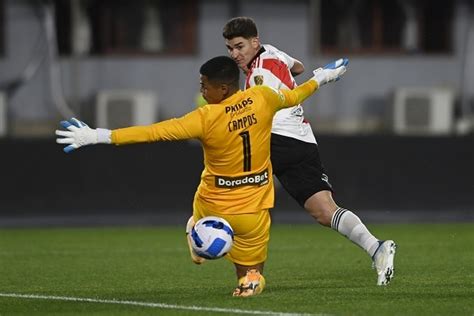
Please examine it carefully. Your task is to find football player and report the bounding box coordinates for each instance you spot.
[56,55,348,296]
[222,17,396,286]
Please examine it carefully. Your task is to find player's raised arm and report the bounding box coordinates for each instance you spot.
[272,58,349,109]
[290,59,305,77]
[263,44,305,76]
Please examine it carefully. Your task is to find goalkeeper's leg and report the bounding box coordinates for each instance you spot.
[232,264,266,297]
[190,200,271,296]
[185,216,206,265]
[224,209,270,297]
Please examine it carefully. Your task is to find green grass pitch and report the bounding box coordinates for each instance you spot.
[0,223,472,315]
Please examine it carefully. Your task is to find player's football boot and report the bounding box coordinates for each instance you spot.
[185,216,206,265]
[232,269,266,297]
[372,240,397,285]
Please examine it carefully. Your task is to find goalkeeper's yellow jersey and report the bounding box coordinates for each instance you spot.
[111,80,318,215]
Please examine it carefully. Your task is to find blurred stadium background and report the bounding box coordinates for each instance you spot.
[0,0,472,227]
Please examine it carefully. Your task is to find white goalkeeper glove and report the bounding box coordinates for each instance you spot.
[55,118,111,153]
[312,58,349,86]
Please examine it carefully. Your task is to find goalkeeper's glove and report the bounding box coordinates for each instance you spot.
[312,58,349,86]
[55,118,111,153]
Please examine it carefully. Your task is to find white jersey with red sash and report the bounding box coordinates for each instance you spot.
[245,44,317,144]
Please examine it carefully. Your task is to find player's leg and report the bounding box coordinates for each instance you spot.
[302,184,397,285]
[273,136,396,285]
[185,198,214,265]
[371,239,397,285]
[304,191,380,257]
[234,262,264,279]
[221,210,270,297]
[189,203,270,296]
[232,264,266,297]
[302,189,336,226]
[185,215,206,264]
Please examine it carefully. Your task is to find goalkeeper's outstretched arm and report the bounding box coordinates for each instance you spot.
[55,109,204,153]
[270,58,349,110]
[56,58,348,153]
[55,118,111,153]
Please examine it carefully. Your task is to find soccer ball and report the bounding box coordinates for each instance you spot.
[190,216,234,260]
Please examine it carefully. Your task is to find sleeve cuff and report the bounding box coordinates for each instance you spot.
[97,128,112,144]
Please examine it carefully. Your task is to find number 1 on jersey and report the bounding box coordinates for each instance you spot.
[239,131,251,172]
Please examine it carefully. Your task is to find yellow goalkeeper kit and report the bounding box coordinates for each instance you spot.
[111,80,318,215]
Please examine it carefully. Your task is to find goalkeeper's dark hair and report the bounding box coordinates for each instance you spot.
[222,17,258,40]
[200,56,240,88]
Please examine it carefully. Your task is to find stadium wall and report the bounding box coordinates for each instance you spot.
[0,136,472,223]
[0,0,472,128]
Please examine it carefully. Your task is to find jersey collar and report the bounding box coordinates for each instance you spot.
[246,46,266,70]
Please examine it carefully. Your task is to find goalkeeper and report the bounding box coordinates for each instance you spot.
[56,55,348,297]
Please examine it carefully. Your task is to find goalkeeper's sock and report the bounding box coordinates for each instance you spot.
[331,207,379,257]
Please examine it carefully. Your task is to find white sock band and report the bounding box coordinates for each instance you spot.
[331,207,379,257]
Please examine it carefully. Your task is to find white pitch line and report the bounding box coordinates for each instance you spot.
[0,293,323,316]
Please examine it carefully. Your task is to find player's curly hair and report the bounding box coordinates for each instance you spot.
[199,56,240,87]
[222,17,258,40]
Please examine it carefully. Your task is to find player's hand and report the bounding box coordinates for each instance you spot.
[312,58,349,86]
[55,118,104,153]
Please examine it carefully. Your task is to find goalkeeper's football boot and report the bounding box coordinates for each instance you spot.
[372,240,397,285]
[232,269,266,297]
[185,216,206,265]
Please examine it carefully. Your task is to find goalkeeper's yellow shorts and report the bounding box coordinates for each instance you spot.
[193,199,271,266]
